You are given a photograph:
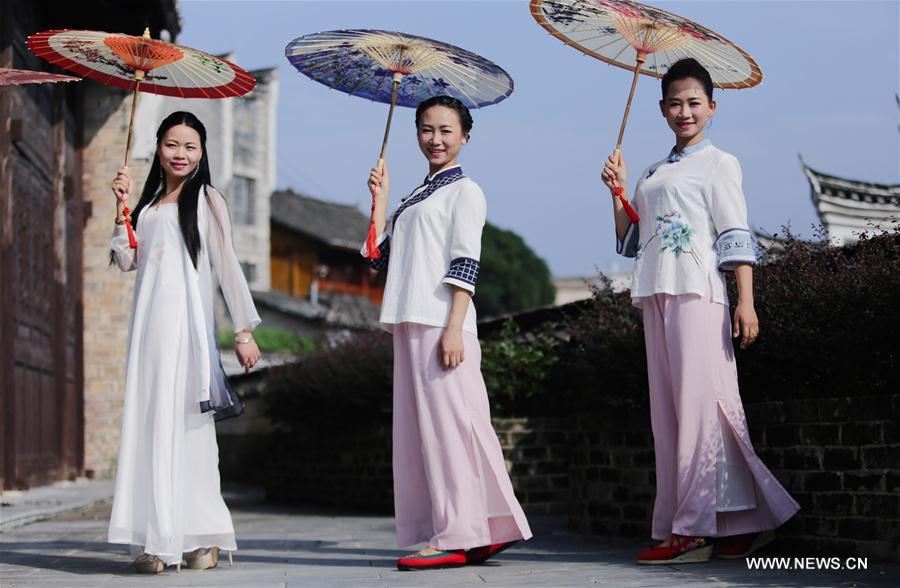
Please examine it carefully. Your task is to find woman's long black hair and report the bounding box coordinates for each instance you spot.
[129,111,213,268]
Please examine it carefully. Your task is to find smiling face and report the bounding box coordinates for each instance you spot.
[417,105,468,175]
[659,77,716,149]
[157,123,203,183]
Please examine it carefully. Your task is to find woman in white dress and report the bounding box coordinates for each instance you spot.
[107,111,261,574]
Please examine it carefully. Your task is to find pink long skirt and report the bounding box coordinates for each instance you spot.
[392,322,533,550]
[642,290,800,540]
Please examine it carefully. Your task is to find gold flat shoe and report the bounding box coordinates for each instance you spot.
[133,553,164,574]
[185,546,220,570]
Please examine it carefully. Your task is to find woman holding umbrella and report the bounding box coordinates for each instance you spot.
[364,95,532,571]
[108,111,261,573]
[603,58,799,565]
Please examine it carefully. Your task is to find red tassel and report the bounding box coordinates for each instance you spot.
[366,221,380,259]
[121,199,137,249]
[613,184,640,223]
[365,184,381,259]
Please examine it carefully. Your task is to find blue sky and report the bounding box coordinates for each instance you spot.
[179,0,899,277]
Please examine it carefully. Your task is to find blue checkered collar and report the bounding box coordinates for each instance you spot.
[393,165,465,225]
[425,164,462,184]
[402,165,463,202]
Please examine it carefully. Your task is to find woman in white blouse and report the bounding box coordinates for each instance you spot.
[108,111,261,574]
[603,59,799,565]
[364,96,532,571]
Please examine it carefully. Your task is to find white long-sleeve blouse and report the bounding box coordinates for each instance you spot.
[362,165,486,335]
[617,140,756,307]
[110,185,260,415]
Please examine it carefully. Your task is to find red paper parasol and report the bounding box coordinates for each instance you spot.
[27,28,257,248]
[0,67,80,86]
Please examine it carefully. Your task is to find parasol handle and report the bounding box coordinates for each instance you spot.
[121,69,144,249]
[609,50,646,223]
[123,72,143,167]
[615,51,646,151]
[367,71,403,259]
[378,71,404,160]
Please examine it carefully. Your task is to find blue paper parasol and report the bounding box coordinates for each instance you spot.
[285,29,514,258]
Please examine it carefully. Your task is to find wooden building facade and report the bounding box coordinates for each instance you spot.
[270,189,385,305]
[0,0,179,490]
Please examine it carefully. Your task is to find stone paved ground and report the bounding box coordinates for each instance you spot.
[2,498,898,587]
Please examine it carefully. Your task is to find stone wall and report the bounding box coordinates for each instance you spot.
[257,417,570,517]
[495,418,570,515]
[743,394,899,560]
[80,85,149,478]
[567,394,900,561]
[266,426,393,513]
[242,392,900,561]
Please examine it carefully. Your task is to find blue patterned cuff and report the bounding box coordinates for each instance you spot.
[369,235,391,271]
[617,222,639,258]
[716,228,756,270]
[443,257,480,293]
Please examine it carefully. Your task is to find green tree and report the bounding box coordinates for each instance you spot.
[476,222,555,317]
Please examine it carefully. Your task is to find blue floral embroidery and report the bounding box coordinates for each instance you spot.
[642,210,701,266]
[656,211,694,255]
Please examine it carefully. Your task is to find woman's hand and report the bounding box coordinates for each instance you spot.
[234,331,261,373]
[368,158,390,200]
[111,167,133,223]
[111,166,132,202]
[602,151,628,193]
[733,302,759,350]
[439,326,465,370]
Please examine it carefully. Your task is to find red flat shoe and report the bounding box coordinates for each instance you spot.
[716,531,775,559]
[397,549,467,571]
[637,537,713,565]
[465,540,521,564]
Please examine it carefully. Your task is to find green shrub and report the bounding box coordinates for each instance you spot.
[480,319,560,415]
[565,226,900,409]
[218,328,315,354]
[731,226,900,400]
[260,227,900,429]
[560,277,647,411]
[263,330,393,432]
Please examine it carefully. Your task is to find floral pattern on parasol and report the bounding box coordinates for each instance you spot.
[286,29,514,259]
[532,0,761,88]
[285,29,513,109]
[27,29,255,98]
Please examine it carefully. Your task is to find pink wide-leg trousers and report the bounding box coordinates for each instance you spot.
[642,291,800,540]
[392,322,533,550]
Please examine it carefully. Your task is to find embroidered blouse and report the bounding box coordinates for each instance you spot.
[616,140,756,307]
[361,165,486,335]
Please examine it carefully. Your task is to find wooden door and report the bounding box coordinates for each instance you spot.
[0,0,84,489]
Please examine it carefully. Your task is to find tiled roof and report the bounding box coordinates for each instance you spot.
[800,156,900,236]
[271,189,369,251]
[801,157,900,206]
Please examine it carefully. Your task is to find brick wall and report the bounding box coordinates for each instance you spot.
[259,417,570,516]
[568,409,656,539]
[495,418,570,515]
[743,394,899,560]
[81,85,150,478]
[266,427,393,513]
[567,394,900,561]
[246,392,900,561]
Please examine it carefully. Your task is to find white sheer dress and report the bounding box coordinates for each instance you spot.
[107,186,260,564]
